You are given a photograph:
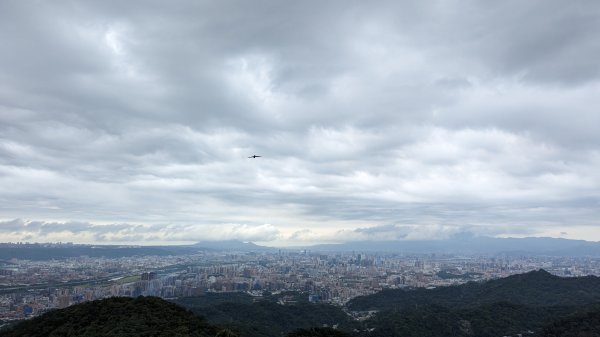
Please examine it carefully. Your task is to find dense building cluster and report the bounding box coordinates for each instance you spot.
[1,250,599,322]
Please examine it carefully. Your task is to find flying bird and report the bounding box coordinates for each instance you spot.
[248,155,262,158]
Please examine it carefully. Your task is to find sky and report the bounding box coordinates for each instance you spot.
[1,0,599,246]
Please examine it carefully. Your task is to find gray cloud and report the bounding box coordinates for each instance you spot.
[0,219,280,244]
[1,1,600,245]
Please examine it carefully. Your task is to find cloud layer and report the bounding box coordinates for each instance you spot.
[1,0,600,244]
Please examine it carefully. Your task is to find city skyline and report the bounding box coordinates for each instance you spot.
[1,1,600,246]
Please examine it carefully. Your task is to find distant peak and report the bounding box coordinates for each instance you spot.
[518,269,555,279]
[192,240,268,251]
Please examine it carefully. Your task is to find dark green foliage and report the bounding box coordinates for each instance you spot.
[348,269,600,311]
[0,297,220,337]
[189,301,356,337]
[541,307,600,337]
[361,302,591,337]
[287,327,353,337]
[173,293,358,337]
[349,270,600,337]
[215,328,240,337]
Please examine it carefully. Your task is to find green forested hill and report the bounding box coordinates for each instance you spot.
[0,297,220,337]
[173,292,358,337]
[348,269,600,311]
[1,295,356,337]
[361,302,600,337]
[350,270,600,337]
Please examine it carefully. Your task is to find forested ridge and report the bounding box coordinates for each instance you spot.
[173,292,357,337]
[0,297,219,337]
[348,270,600,337]
[348,269,600,311]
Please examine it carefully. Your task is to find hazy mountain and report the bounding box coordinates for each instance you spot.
[306,235,600,256]
[192,240,273,252]
[0,244,199,261]
[3,236,600,261]
[0,240,271,261]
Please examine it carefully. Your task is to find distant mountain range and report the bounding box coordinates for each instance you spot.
[0,241,269,261]
[192,240,274,252]
[191,236,600,256]
[0,244,199,261]
[303,235,600,256]
[2,235,600,260]
[191,235,600,257]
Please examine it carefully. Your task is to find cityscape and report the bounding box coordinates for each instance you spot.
[2,244,599,322]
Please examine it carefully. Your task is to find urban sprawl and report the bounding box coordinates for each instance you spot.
[1,246,599,321]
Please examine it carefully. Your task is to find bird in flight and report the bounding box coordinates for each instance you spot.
[248,155,262,158]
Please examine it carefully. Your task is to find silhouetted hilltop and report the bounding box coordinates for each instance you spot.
[193,241,272,252]
[1,297,220,337]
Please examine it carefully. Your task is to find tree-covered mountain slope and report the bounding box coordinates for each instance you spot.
[172,292,357,337]
[349,270,600,337]
[348,269,600,311]
[0,297,221,337]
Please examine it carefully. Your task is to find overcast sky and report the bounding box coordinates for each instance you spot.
[1,0,599,246]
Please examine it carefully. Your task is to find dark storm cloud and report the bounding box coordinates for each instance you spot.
[1,0,599,244]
